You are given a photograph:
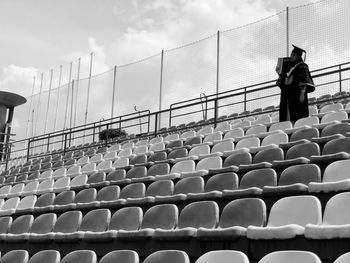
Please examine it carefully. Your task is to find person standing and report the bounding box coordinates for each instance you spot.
[277,45,315,122]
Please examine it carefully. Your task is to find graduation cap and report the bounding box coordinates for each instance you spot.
[292,44,307,61]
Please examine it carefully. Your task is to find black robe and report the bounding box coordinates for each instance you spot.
[278,61,315,122]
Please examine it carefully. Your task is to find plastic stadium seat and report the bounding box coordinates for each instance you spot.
[50,190,76,212]
[23,213,57,242]
[197,198,266,240]
[223,168,276,198]
[272,142,320,168]
[164,133,180,143]
[0,197,20,216]
[184,135,202,148]
[99,250,139,263]
[166,149,187,163]
[52,177,71,193]
[239,148,283,172]
[148,151,167,164]
[269,121,293,133]
[133,145,149,155]
[200,131,223,146]
[0,185,12,199]
[212,149,250,174]
[90,153,104,163]
[247,195,322,239]
[187,172,238,201]
[106,169,126,183]
[310,137,350,164]
[32,192,55,213]
[196,126,214,137]
[145,163,170,181]
[28,250,60,263]
[155,176,204,203]
[214,122,231,132]
[66,165,82,178]
[181,130,196,139]
[166,139,184,150]
[257,250,321,263]
[149,142,166,152]
[117,204,178,240]
[250,132,288,153]
[154,201,219,240]
[118,148,135,159]
[126,180,174,206]
[195,250,249,263]
[334,252,350,263]
[130,154,148,167]
[38,169,53,181]
[264,164,321,194]
[96,160,115,174]
[52,167,66,179]
[0,250,29,263]
[126,166,148,183]
[309,159,350,193]
[149,136,163,144]
[305,192,350,239]
[210,140,235,157]
[60,250,97,263]
[74,188,98,210]
[312,122,350,145]
[245,124,267,137]
[69,174,88,191]
[176,145,210,161]
[155,160,195,181]
[86,172,109,188]
[77,156,90,166]
[235,136,260,151]
[15,195,37,214]
[108,143,121,152]
[143,250,189,263]
[119,183,146,206]
[84,207,142,241]
[81,163,97,176]
[103,151,119,162]
[223,128,244,141]
[0,215,33,242]
[7,183,25,198]
[113,157,133,170]
[0,216,12,234]
[95,185,120,207]
[180,156,222,178]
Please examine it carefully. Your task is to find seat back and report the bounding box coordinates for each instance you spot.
[120,183,146,199]
[0,250,29,263]
[322,192,350,225]
[28,250,60,263]
[126,166,147,180]
[174,177,204,195]
[253,148,284,164]
[239,168,277,189]
[196,156,222,171]
[79,208,111,232]
[53,211,82,233]
[322,159,350,182]
[224,150,251,166]
[74,188,97,204]
[220,198,266,228]
[258,250,321,263]
[96,185,120,202]
[146,180,174,197]
[99,250,139,263]
[30,213,57,234]
[60,250,97,263]
[286,142,320,159]
[109,207,143,231]
[236,137,260,150]
[321,122,350,137]
[195,250,249,263]
[334,252,350,263]
[205,172,238,192]
[279,164,321,186]
[178,201,219,229]
[144,250,189,263]
[261,132,288,146]
[8,214,34,234]
[267,196,322,227]
[171,160,195,174]
[141,204,178,230]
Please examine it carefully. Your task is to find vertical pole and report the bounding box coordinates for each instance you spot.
[339,64,342,92]
[215,30,220,126]
[286,6,290,56]
[158,50,164,131]
[85,52,93,126]
[84,52,93,144]
[111,65,117,120]
[64,62,73,130]
[74,57,81,127]
[70,80,75,129]
[34,72,44,137]
[25,76,36,139]
[53,65,63,134]
[44,69,53,135]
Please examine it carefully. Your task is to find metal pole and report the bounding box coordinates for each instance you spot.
[64,62,73,130]
[70,80,75,129]
[286,6,290,56]
[111,65,117,120]
[85,52,93,126]
[44,69,53,135]
[34,73,44,137]
[215,30,220,125]
[25,76,36,139]
[158,50,164,130]
[53,65,63,133]
[74,57,81,127]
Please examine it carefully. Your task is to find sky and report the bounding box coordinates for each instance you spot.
[0,0,349,141]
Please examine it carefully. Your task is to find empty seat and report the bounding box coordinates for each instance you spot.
[96,160,115,174]
[155,176,204,203]
[180,156,222,179]
[247,195,322,239]
[143,250,189,263]
[223,168,277,198]
[24,213,57,242]
[309,159,350,193]
[235,136,260,150]
[49,211,83,242]
[60,250,97,263]
[117,204,178,240]
[99,250,139,263]
[310,137,350,164]
[239,148,283,172]
[264,164,321,194]
[334,252,350,263]
[195,250,249,263]
[15,195,37,214]
[155,160,195,180]
[306,192,350,239]
[0,197,20,216]
[0,250,29,263]
[66,164,82,178]
[197,198,266,240]
[258,250,321,263]
[32,192,55,214]
[154,201,219,240]
[28,250,60,263]
[0,215,33,242]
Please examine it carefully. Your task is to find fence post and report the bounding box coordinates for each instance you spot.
[111,65,117,120]
[286,6,290,56]
[215,30,220,127]
[158,50,164,130]
[339,64,342,92]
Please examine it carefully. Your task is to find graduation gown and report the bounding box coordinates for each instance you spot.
[278,61,315,122]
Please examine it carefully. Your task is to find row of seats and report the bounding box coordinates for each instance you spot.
[4,249,350,263]
[1,193,350,242]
